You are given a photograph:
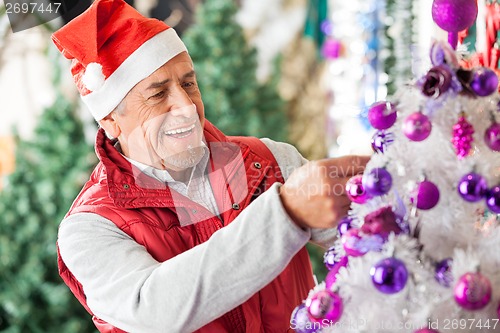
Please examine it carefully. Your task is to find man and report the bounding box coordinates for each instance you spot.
[52,0,368,332]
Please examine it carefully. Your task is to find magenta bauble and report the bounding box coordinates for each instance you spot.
[431,0,478,32]
[368,101,398,130]
[484,122,500,151]
[306,289,343,324]
[411,180,440,210]
[403,112,432,141]
[345,174,371,204]
[325,256,349,289]
[454,272,492,310]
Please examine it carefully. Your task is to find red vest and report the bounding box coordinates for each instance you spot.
[59,121,314,332]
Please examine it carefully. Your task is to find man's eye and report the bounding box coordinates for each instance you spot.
[150,91,165,99]
[182,82,196,89]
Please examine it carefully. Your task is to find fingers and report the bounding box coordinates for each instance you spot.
[317,155,370,178]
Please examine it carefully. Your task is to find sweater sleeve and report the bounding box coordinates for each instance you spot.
[58,183,311,333]
[260,138,338,248]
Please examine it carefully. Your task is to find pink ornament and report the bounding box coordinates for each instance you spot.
[403,112,432,142]
[411,180,440,210]
[485,122,500,152]
[345,174,371,204]
[321,38,342,60]
[368,101,398,130]
[341,229,368,257]
[306,289,343,324]
[431,0,478,49]
[325,256,349,289]
[454,272,492,311]
[452,114,474,159]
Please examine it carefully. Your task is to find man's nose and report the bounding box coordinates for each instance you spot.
[168,85,194,114]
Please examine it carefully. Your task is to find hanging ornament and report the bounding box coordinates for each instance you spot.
[367,101,398,130]
[454,272,492,310]
[457,173,488,202]
[403,112,432,142]
[434,258,453,287]
[323,246,339,270]
[484,121,500,152]
[411,180,440,210]
[470,68,499,97]
[362,167,393,196]
[325,256,349,289]
[346,174,371,204]
[290,303,319,333]
[341,229,368,257]
[321,37,342,60]
[486,185,500,214]
[361,206,403,239]
[370,257,408,294]
[451,113,475,159]
[306,289,343,324]
[431,0,478,49]
[371,130,395,154]
[337,216,353,236]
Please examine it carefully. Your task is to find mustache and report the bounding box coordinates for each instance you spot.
[160,115,199,130]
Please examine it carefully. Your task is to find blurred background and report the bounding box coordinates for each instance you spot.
[0,0,494,331]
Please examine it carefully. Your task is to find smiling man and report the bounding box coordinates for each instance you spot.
[52,0,368,332]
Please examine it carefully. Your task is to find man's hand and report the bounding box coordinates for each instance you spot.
[279,155,370,230]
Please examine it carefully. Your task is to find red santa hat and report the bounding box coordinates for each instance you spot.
[51,0,187,121]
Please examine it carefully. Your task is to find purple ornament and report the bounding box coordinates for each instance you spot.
[370,257,408,294]
[320,19,334,35]
[306,289,343,324]
[342,229,368,257]
[321,38,342,59]
[325,256,349,289]
[403,112,432,142]
[457,173,488,202]
[367,101,398,130]
[431,0,478,32]
[484,122,500,152]
[454,272,492,310]
[362,168,393,196]
[486,185,500,214]
[452,115,475,159]
[411,180,440,210]
[435,258,453,287]
[470,68,499,97]
[346,174,371,204]
[337,216,353,236]
[323,246,339,270]
[290,303,319,333]
[371,130,394,153]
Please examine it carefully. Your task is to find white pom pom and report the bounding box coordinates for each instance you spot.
[82,62,106,92]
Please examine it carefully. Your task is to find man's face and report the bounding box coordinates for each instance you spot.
[102,52,206,172]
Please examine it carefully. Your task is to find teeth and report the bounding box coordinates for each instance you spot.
[165,124,195,135]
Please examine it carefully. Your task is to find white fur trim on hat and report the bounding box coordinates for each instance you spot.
[81,28,187,121]
[82,62,106,92]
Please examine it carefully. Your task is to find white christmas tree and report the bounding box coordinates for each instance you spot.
[292,1,500,332]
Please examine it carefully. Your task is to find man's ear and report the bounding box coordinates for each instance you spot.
[99,112,121,139]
